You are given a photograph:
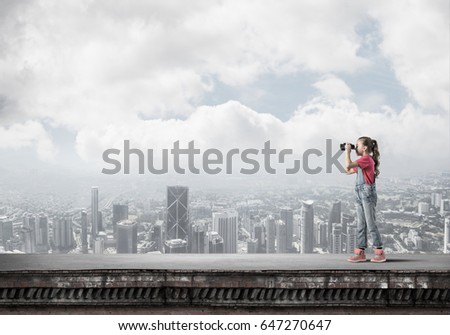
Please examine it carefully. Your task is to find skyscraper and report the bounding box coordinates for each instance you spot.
[91,186,99,238]
[0,218,13,247]
[206,231,224,254]
[116,219,137,254]
[151,220,164,253]
[444,217,450,254]
[53,216,74,252]
[36,214,49,253]
[253,224,265,253]
[330,223,343,254]
[81,210,88,253]
[328,201,341,250]
[112,204,129,235]
[190,221,209,253]
[213,209,238,253]
[264,215,276,253]
[301,200,314,254]
[166,186,189,240]
[280,207,294,250]
[347,226,358,254]
[276,219,287,253]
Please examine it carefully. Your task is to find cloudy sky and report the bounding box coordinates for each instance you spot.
[0,0,449,187]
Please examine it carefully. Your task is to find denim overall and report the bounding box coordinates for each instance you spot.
[354,165,383,249]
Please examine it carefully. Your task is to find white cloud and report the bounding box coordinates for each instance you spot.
[74,98,449,177]
[0,120,56,161]
[370,0,449,112]
[313,75,354,99]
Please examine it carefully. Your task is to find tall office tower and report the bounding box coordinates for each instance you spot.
[21,226,36,253]
[300,200,314,254]
[206,231,224,254]
[97,211,103,233]
[280,207,294,250]
[276,219,287,253]
[164,239,188,253]
[36,214,49,253]
[0,218,13,247]
[53,216,74,252]
[91,186,99,238]
[341,213,354,235]
[253,224,265,253]
[190,222,208,253]
[94,237,105,254]
[166,186,189,241]
[151,220,164,252]
[81,210,88,253]
[328,201,341,250]
[116,219,137,254]
[432,193,442,207]
[212,209,238,253]
[347,226,358,253]
[264,215,276,253]
[441,199,450,217]
[112,204,129,235]
[444,217,450,254]
[318,222,328,248]
[330,223,343,254]
[247,238,258,253]
[418,202,430,215]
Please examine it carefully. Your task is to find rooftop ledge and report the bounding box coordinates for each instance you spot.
[0,254,449,314]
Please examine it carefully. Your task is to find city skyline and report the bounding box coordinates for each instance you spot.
[1,172,449,256]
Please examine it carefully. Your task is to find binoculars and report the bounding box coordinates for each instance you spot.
[340,143,355,151]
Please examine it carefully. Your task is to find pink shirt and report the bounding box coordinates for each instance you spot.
[352,155,375,184]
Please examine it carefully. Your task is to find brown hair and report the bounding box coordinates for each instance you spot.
[358,136,380,178]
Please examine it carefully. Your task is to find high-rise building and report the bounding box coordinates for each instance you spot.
[36,214,49,253]
[206,231,223,254]
[264,215,276,253]
[151,220,164,252]
[94,237,105,254]
[440,199,450,217]
[301,200,314,254]
[253,224,265,253]
[116,219,137,254]
[21,226,36,253]
[164,239,188,253]
[418,202,430,215]
[247,238,258,253]
[190,221,208,253]
[330,223,343,254]
[81,210,88,253]
[318,222,328,248]
[347,226,358,253]
[53,216,74,252]
[112,204,129,235]
[276,219,287,253]
[0,218,13,247]
[280,207,294,250]
[91,186,99,238]
[328,201,341,250]
[166,186,189,241]
[432,193,443,207]
[212,209,238,253]
[444,217,450,254]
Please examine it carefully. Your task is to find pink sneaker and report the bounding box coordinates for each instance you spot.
[370,248,386,262]
[347,248,367,262]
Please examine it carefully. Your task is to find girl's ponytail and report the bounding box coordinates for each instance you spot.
[372,139,380,178]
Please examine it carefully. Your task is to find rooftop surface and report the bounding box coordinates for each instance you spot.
[0,254,449,272]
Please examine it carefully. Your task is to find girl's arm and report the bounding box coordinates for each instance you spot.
[345,144,359,170]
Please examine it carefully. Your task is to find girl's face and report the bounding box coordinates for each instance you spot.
[355,140,367,156]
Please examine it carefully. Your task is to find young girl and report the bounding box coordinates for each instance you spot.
[345,136,386,262]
